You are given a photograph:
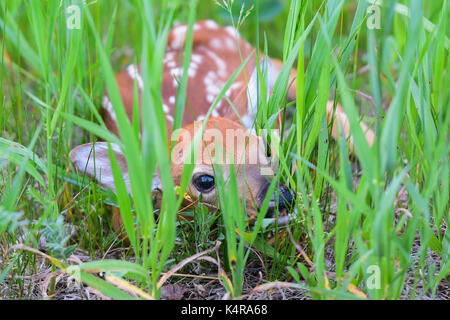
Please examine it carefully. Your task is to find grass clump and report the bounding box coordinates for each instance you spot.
[0,0,448,300]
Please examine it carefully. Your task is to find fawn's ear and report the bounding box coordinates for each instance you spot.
[69,142,131,193]
[246,57,276,109]
[243,57,276,128]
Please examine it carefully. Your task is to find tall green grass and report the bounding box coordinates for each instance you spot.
[0,0,448,299]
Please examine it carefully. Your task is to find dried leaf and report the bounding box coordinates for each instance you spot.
[160,283,186,300]
[347,283,367,299]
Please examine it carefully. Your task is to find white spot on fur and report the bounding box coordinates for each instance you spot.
[225,37,236,51]
[171,61,199,79]
[171,67,183,78]
[171,25,187,49]
[165,60,176,68]
[205,71,218,82]
[169,96,175,105]
[163,104,170,113]
[226,81,243,98]
[204,20,219,29]
[225,26,239,38]
[188,68,196,78]
[188,61,198,78]
[201,48,227,78]
[204,71,221,100]
[191,54,203,64]
[210,38,223,50]
[126,64,144,89]
[164,52,176,63]
[102,96,117,122]
[206,93,215,104]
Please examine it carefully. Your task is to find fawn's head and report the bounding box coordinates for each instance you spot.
[70,116,295,218]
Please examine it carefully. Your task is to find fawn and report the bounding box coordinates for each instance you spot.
[69,20,374,227]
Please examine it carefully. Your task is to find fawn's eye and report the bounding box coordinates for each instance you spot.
[193,175,215,193]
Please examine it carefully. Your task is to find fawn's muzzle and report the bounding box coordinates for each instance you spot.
[259,181,296,216]
[267,184,295,213]
[274,185,296,211]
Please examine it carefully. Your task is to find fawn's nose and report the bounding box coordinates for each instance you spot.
[271,185,296,211]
